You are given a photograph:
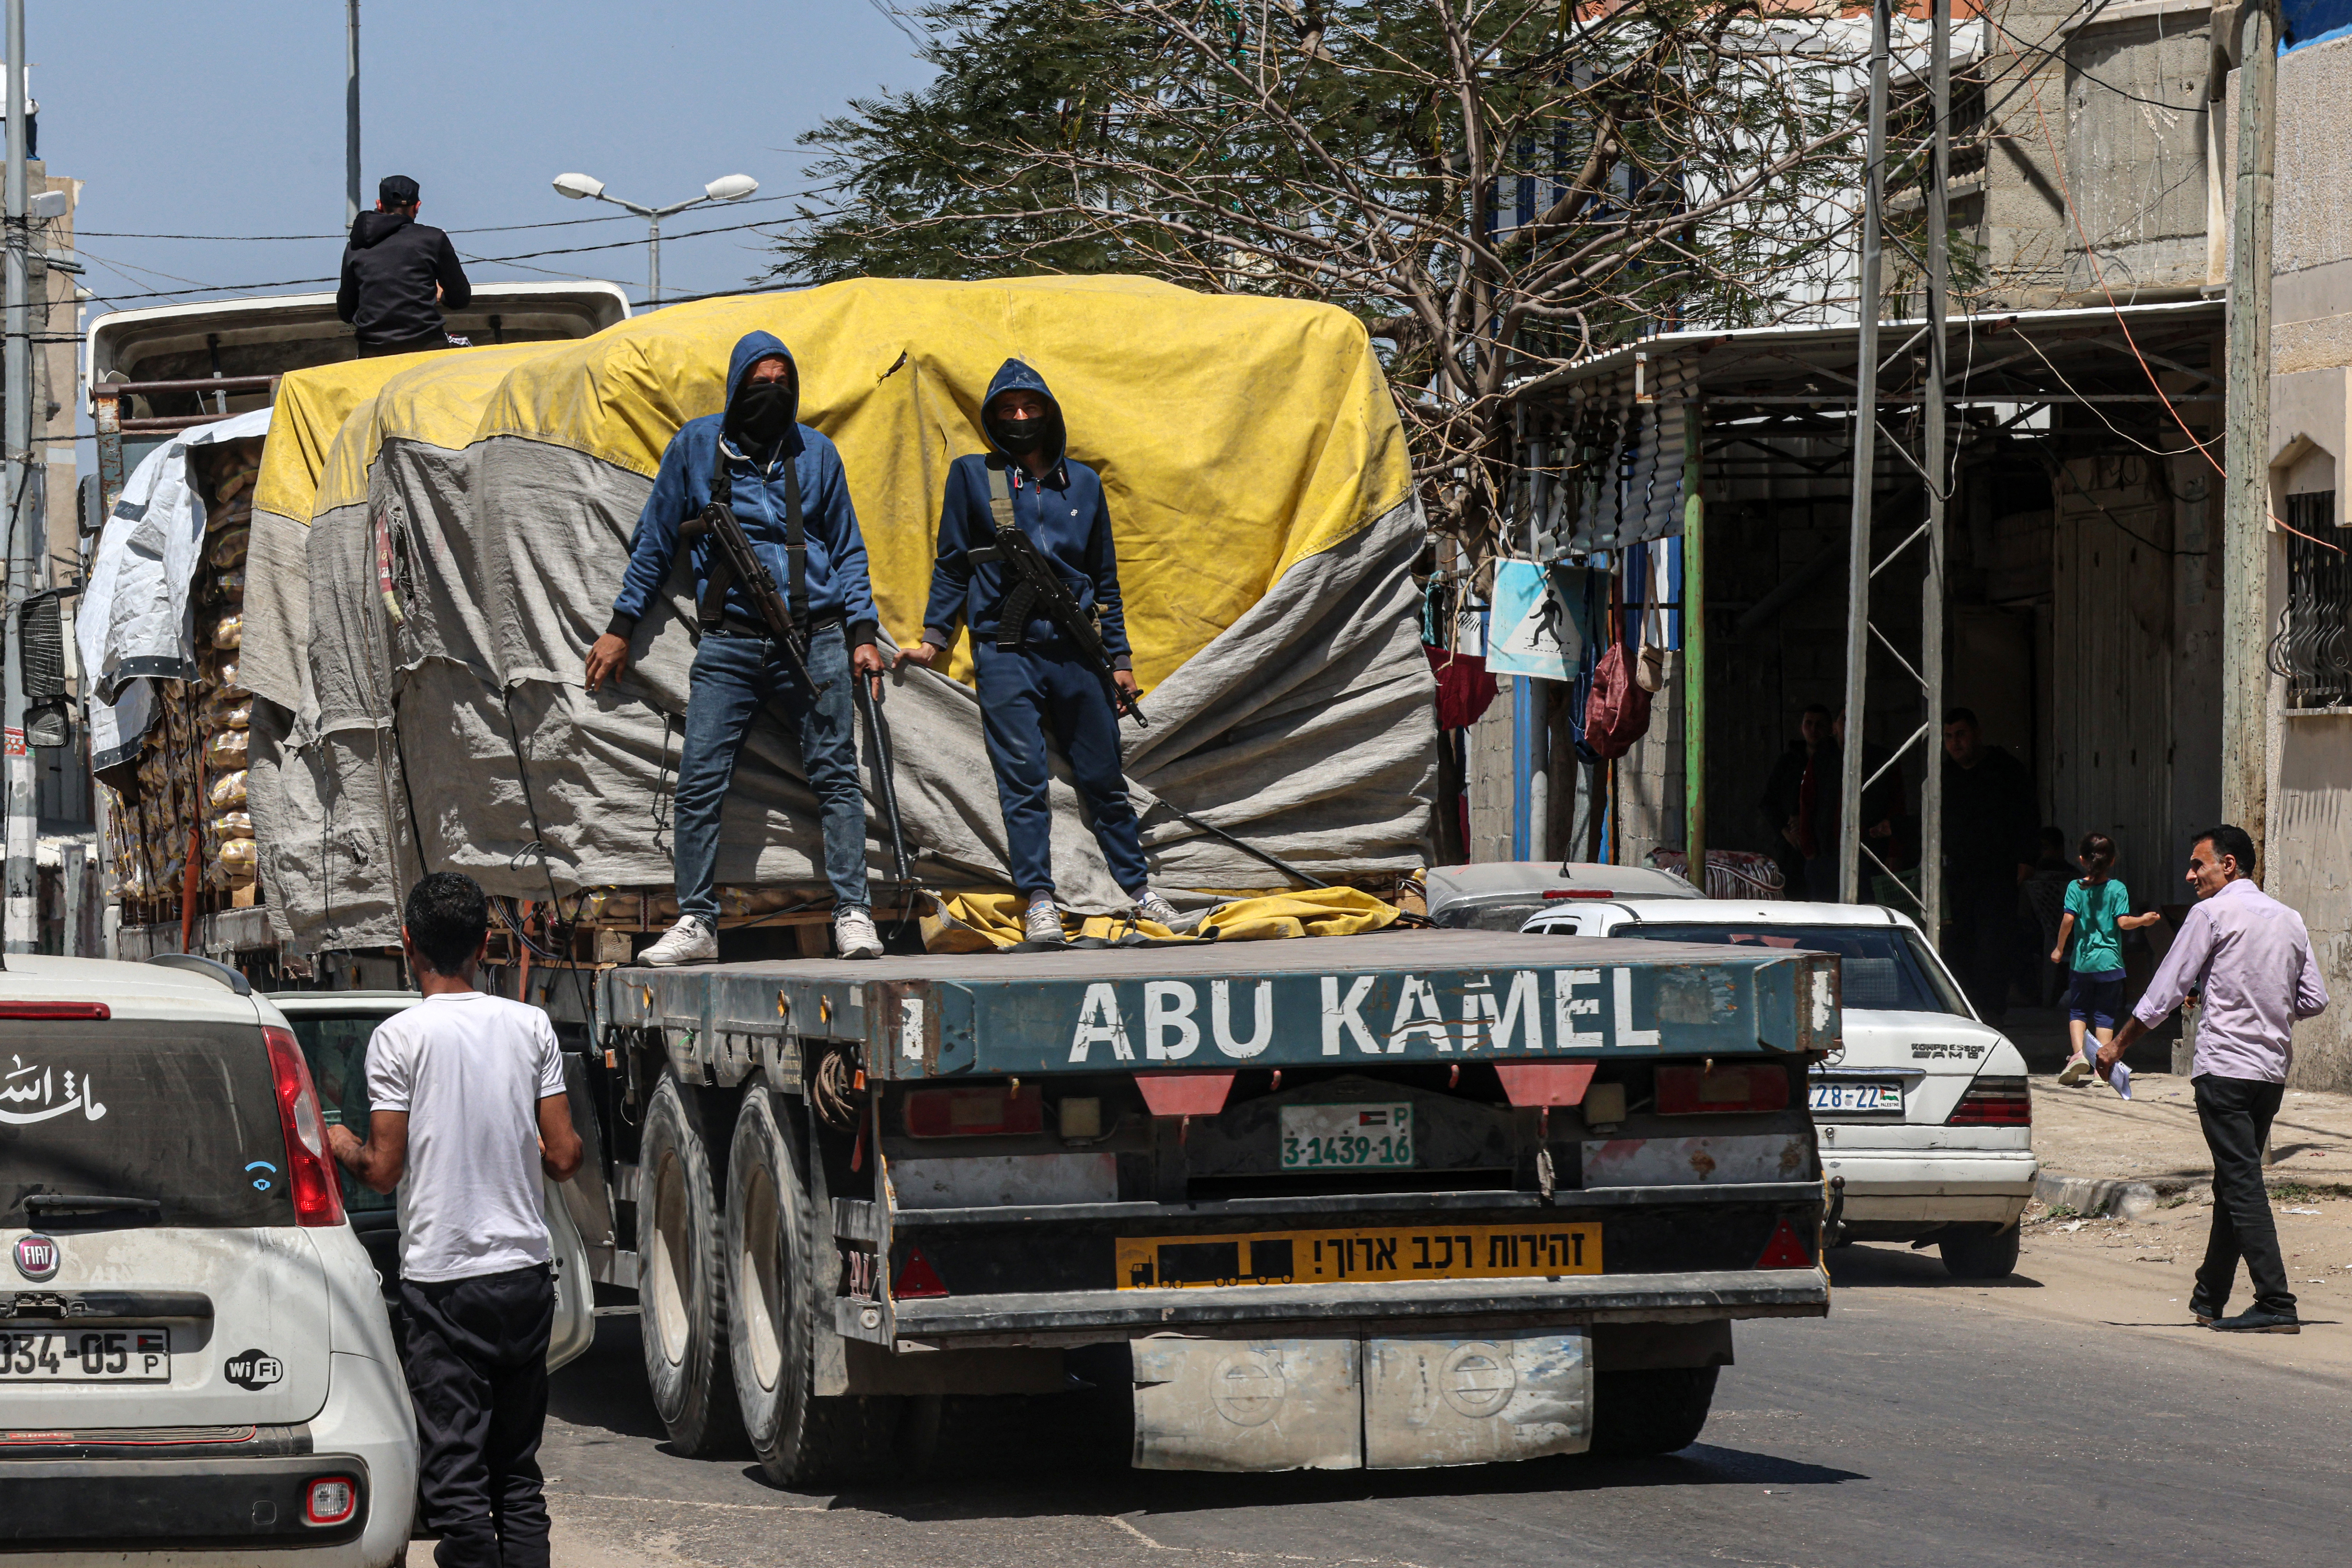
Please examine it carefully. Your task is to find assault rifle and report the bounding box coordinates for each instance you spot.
[970,486,1146,728]
[679,497,826,696]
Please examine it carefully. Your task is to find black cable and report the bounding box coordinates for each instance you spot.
[72,189,819,243]
[499,686,598,1031]
[74,211,798,307]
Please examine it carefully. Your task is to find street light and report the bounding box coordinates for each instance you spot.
[551,171,758,306]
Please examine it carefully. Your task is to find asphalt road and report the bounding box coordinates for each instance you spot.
[538,1241,2352,1568]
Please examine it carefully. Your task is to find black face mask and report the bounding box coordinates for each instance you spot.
[988,412,1050,456]
[730,379,795,452]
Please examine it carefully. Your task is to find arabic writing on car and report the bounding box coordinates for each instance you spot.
[0,1055,109,1125]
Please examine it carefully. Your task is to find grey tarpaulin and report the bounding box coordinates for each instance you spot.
[250,282,1438,953]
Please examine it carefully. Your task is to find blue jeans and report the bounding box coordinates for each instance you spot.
[673,624,867,925]
[974,641,1149,898]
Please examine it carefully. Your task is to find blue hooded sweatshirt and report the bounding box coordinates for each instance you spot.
[920,359,1130,669]
[607,331,879,647]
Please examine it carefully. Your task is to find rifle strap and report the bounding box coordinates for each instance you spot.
[986,462,1018,531]
[698,441,736,631]
[782,449,810,635]
[985,465,1028,652]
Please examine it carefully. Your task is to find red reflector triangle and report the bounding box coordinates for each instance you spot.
[893,1247,950,1300]
[1757,1217,1813,1270]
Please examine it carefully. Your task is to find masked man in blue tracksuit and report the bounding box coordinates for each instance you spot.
[585,330,887,965]
[897,359,1178,943]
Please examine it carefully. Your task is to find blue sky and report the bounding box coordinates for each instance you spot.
[43,1,935,317]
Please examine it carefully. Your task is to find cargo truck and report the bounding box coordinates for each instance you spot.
[562,929,1837,1480]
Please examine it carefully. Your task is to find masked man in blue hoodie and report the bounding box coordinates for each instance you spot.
[585,331,886,965]
[897,360,1177,943]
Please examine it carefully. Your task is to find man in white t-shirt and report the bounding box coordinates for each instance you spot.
[328,871,583,1568]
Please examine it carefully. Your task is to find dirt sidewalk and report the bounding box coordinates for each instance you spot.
[2030,1071,2352,1192]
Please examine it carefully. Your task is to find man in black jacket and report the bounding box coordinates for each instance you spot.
[1941,707,2040,1023]
[338,175,472,357]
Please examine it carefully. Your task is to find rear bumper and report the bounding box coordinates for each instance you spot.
[0,1454,369,1554]
[1824,1149,2038,1226]
[875,1266,1831,1348]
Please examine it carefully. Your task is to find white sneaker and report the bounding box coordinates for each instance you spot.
[641,916,718,967]
[834,905,883,960]
[2058,1056,2090,1087]
[1135,889,1181,926]
[1023,895,1066,945]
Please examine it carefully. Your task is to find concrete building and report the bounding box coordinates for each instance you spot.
[1458,2,2234,1059]
[2253,25,2352,1091]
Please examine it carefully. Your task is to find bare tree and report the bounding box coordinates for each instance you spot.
[787,2,1863,564]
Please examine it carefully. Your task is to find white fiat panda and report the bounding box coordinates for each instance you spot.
[0,954,416,1565]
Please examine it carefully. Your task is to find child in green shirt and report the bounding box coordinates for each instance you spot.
[2053,832,2160,1093]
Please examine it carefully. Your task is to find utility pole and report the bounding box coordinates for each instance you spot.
[1837,0,1891,905]
[1920,0,1951,940]
[346,1,362,229]
[3,0,32,953]
[2221,0,2277,862]
[1682,402,1705,886]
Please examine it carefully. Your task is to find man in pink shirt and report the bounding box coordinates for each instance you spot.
[2103,824,2327,1334]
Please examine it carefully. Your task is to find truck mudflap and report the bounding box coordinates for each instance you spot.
[870,1266,1829,1347]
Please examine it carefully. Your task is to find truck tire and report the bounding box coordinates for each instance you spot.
[1588,1367,1719,1458]
[1939,1224,2022,1279]
[725,1084,900,1487]
[638,1076,745,1456]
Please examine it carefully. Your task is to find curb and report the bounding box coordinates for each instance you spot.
[2034,1173,2182,1219]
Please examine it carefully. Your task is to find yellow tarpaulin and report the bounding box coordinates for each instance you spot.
[924,885,1402,952]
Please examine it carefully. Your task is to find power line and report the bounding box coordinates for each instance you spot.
[70,189,819,243]
[73,211,803,307]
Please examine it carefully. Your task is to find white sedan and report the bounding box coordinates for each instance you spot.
[1520,896,2037,1278]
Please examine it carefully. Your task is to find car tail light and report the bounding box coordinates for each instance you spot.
[1756,1217,1813,1269]
[0,1001,110,1019]
[304,1475,357,1527]
[1656,1064,1791,1115]
[264,1026,345,1227]
[1947,1075,2031,1126]
[902,1084,1044,1139]
[893,1247,949,1299]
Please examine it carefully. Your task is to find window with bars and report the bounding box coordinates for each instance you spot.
[2273,491,2352,710]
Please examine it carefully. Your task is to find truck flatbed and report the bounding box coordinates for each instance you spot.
[601,929,1839,1081]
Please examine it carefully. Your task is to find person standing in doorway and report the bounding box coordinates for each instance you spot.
[2102,825,2327,1334]
[338,175,473,357]
[1940,707,2038,1023]
[2053,831,2160,1092]
[897,359,1178,941]
[327,872,584,1566]
[1759,704,1838,901]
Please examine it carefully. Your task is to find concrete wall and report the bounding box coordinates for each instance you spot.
[1617,658,1685,872]
[1465,676,1516,864]
[1970,0,2211,309]
[2256,33,2352,1090]
[2060,4,2215,298]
